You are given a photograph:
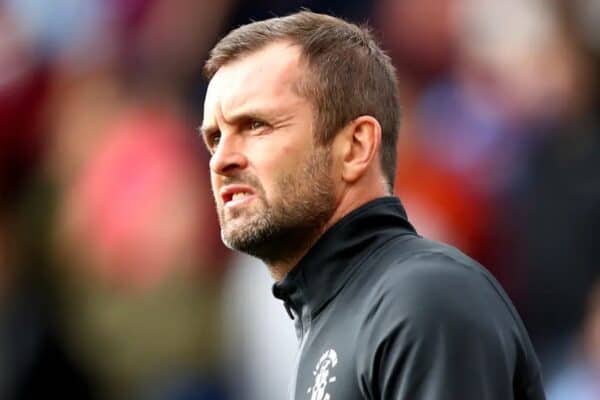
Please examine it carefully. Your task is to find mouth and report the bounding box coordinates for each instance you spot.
[220,185,257,208]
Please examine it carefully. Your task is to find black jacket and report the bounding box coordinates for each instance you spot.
[272,196,545,400]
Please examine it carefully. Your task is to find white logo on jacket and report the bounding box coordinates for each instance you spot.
[307,349,338,400]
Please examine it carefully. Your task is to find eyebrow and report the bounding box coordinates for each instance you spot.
[227,108,276,125]
[199,107,281,136]
[197,125,216,138]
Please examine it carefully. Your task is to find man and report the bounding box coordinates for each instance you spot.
[200,11,545,400]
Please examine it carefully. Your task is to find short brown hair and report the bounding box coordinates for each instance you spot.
[204,11,401,190]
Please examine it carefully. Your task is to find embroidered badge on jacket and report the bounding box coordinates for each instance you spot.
[307,349,338,400]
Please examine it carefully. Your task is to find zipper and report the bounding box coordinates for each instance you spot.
[289,312,310,400]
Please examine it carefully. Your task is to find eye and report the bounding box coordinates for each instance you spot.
[206,131,221,152]
[249,119,266,130]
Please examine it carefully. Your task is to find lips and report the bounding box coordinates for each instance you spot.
[219,184,256,206]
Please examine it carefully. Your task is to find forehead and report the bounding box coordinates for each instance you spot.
[203,42,308,120]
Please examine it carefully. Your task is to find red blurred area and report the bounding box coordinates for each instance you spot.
[0,0,599,398]
[59,108,225,291]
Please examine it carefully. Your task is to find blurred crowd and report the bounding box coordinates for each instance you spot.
[0,0,599,399]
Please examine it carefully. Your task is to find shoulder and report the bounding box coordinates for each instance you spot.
[357,237,520,343]
[374,237,512,314]
[352,238,543,399]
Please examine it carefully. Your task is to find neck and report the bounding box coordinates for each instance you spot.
[266,223,327,281]
[268,253,309,282]
[267,186,389,281]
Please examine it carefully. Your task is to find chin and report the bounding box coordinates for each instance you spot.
[222,224,267,252]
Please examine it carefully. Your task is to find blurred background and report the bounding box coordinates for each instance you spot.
[0,0,598,399]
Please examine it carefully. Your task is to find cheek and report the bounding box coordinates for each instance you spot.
[245,127,314,195]
[256,144,301,189]
[265,136,304,164]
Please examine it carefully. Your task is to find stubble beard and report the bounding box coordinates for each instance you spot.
[218,147,336,265]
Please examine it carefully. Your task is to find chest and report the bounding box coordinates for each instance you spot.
[291,303,367,400]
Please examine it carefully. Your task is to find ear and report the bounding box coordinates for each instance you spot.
[337,115,381,184]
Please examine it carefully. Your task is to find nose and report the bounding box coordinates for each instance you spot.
[209,133,248,175]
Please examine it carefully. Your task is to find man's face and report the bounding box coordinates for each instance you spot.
[201,42,336,262]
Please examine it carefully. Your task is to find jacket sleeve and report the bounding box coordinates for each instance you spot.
[356,254,543,400]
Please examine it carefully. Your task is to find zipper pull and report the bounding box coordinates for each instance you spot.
[284,301,295,320]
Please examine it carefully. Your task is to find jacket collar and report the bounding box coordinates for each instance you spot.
[272,196,416,322]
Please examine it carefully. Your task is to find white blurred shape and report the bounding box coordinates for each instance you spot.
[459,0,558,68]
[222,254,298,400]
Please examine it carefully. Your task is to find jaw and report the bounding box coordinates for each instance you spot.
[219,198,269,243]
[220,195,333,278]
